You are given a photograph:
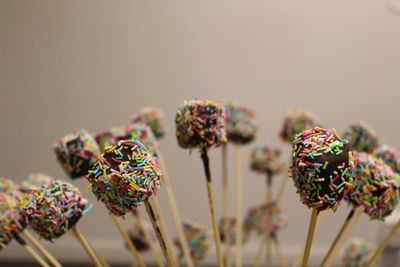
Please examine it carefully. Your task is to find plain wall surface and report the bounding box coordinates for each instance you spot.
[1,0,400,265]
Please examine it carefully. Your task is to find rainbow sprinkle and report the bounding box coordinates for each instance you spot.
[341,238,374,267]
[250,146,284,175]
[343,121,380,154]
[224,102,257,144]
[20,180,90,241]
[54,129,100,179]
[175,100,227,150]
[291,127,354,211]
[86,140,161,216]
[132,106,167,139]
[175,221,211,263]
[345,152,399,220]
[280,109,318,144]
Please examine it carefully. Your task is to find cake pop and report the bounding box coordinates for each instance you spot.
[20,173,54,193]
[175,221,211,264]
[374,145,400,174]
[224,102,257,144]
[280,109,318,144]
[343,121,379,154]
[132,106,166,139]
[342,238,374,267]
[86,140,161,216]
[250,146,284,175]
[175,100,227,149]
[346,152,399,220]
[54,129,100,179]
[128,221,154,251]
[219,217,237,245]
[291,127,354,212]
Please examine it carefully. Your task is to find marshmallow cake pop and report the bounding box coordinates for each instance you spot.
[54,129,100,179]
[291,127,354,212]
[250,146,284,175]
[346,152,399,220]
[132,106,167,139]
[20,180,90,240]
[374,145,400,174]
[175,221,211,264]
[343,121,379,154]
[20,173,54,193]
[175,100,227,149]
[224,102,257,144]
[86,140,161,216]
[342,238,374,267]
[280,109,318,144]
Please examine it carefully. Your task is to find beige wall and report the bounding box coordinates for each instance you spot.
[1,0,400,265]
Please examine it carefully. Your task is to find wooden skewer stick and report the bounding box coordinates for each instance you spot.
[22,231,62,267]
[150,196,178,267]
[364,219,400,267]
[320,208,362,267]
[201,148,224,267]
[71,226,103,267]
[235,145,244,267]
[144,200,174,267]
[158,152,194,267]
[222,144,231,267]
[272,234,288,267]
[302,209,319,267]
[134,212,164,267]
[276,160,291,206]
[252,226,270,267]
[265,174,273,267]
[13,233,50,267]
[110,214,146,267]
[291,211,327,267]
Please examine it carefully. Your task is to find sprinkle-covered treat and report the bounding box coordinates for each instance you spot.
[243,202,288,239]
[374,145,400,174]
[343,121,379,154]
[0,178,24,203]
[20,180,90,241]
[291,127,354,212]
[54,129,100,179]
[280,109,318,144]
[128,221,153,251]
[218,217,237,245]
[20,173,54,193]
[250,146,284,175]
[132,106,167,139]
[86,140,161,216]
[0,191,28,250]
[346,152,399,220]
[224,102,257,144]
[95,127,126,152]
[341,238,374,267]
[175,100,227,150]
[175,221,211,263]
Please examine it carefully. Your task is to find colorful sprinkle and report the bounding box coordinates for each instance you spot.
[86,140,161,216]
[224,102,257,144]
[250,146,284,175]
[291,127,354,211]
[342,121,380,154]
[132,106,167,139]
[345,152,399,220]
[20,180,90,241]
[54,129,100,179]
[175,100,227,149]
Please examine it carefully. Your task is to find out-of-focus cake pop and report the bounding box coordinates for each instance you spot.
[343,121,380,154]
[132,106,167,139]
[341,238,374,267]
[280,109,318,144]
[224,102,257,144]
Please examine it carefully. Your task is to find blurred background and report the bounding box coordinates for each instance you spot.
[1,0,400,266]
